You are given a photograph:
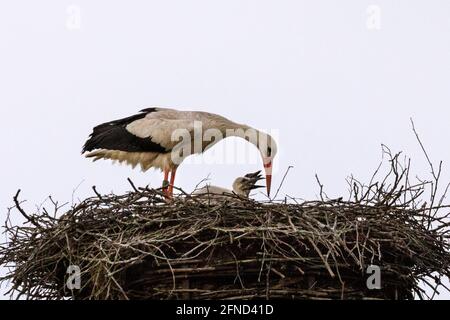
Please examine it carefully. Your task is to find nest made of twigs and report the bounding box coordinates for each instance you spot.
[1,149,450,300]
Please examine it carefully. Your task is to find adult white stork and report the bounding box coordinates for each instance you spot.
[193,171,264,198]
[82,107,277,198]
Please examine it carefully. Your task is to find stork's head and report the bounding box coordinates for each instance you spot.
[232,171,264,197]
[258,134,278,197]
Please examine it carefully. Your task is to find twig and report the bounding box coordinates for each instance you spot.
[12,190,41,229]
[127,178,139,193]
[92,186,102,199]
[273,166,293,200]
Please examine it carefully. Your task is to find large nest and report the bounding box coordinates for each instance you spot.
[1,149,450,300]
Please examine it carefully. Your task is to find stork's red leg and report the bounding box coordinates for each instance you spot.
[163,169,170,197]
[168,168,177,197]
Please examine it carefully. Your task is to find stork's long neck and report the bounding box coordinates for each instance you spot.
[220,121,265,152]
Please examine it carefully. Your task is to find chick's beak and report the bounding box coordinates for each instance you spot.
[264,160,273,196]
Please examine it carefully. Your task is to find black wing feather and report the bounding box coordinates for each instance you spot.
[82,108,167,154]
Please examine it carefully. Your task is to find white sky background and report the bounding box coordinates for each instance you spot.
[1,0,449,299]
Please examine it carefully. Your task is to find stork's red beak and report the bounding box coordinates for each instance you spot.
[264,160,273,196]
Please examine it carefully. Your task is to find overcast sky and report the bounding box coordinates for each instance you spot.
[1,0,449,299]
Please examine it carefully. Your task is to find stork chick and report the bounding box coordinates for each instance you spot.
[193,171,264,199]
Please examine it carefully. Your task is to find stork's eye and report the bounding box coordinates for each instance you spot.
[267,147,272,157]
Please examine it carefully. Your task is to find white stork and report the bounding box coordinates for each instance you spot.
[82,107,277,198]
[193,171,264,198]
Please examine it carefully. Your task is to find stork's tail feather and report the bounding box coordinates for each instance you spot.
[84,149,158,171]
[85,150,105,161]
